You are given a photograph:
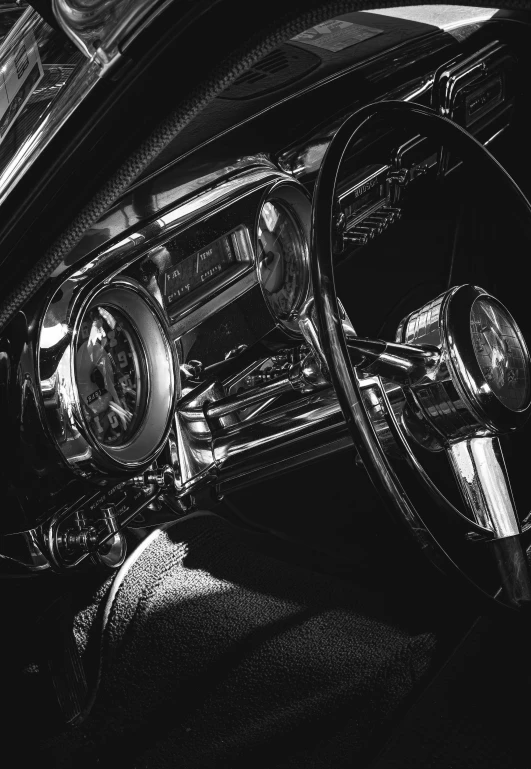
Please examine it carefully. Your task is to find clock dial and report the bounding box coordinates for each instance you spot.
[470,298,530,411]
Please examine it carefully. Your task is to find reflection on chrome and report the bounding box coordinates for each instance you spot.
[52,0,171,73]
[470,297,530,410]
[214,388,346,484]
[398,285,531,441]
[448,436,520,538]
[0,8,97,206]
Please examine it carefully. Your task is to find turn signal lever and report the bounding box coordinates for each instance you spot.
[343,327,441,386]
[298,300,440,387]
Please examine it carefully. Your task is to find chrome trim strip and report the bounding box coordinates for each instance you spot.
[337,164,389,206]
[51,163,285,280]
[278,75,436,180]
[218,432,353,493]
[435,41,509,119]
[213,387,344,471]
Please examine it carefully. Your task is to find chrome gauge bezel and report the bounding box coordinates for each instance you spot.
[442,285,531,432]
[38,277,179,477]
[255,182,312,336]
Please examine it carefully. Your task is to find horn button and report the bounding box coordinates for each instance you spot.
[395,285,531,446]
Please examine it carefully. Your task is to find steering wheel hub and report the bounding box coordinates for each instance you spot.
[398,285,531,446]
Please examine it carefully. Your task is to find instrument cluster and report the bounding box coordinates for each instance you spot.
[39,176,312,480]
[0,172,314,571]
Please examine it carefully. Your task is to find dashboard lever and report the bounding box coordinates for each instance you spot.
[343,328,441,385]
[205,352,329,422]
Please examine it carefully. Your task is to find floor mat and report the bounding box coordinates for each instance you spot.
[370,612,531,769]
[43,512,440,769]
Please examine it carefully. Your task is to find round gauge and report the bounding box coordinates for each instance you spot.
[470,297,530,411]
[257,200,308,324]
[75,305,147,446]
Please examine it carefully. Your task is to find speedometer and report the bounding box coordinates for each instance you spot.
[257,199,309,330]
[39,279,178,477]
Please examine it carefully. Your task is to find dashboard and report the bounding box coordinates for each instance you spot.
[1,8,529,574]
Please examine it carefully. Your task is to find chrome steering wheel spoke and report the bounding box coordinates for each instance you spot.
[447,436,519,540]
[448,436,531,606]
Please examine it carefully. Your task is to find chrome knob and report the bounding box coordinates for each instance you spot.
[387,169,409,186]
[58,527,99,555]
[352,225,375,237]
[343,229,372,247]
[101,504,119,536]
[363,216,386,234]
[180,359,204,380]
[387,169,409,204]
[133,465,175,490]
[379,207,402,223]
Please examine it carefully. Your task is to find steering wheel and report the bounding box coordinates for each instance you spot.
[308,100,531,612]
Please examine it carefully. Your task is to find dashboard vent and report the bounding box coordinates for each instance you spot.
[221,45,320,100]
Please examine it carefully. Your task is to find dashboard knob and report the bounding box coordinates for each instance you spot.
[352,224,375,237]
[343,229,372,247]
[363,216,386,234]
[133,464,176,490]
[180,359,204,380]
[341,207,402,249]
[379,207,402,223]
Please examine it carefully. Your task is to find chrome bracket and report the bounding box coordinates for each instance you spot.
[51,0,172,77]
[174,381,237,495]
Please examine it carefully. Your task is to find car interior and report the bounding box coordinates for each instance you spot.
[2,2,531,767]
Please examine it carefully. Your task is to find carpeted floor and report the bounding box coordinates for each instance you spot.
[370,612,531,769]
[35,511,443,769]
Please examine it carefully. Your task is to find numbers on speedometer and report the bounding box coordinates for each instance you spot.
[257,200,308,325]
[75,306,146,446]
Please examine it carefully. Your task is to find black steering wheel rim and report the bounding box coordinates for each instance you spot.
[311,100,531,612]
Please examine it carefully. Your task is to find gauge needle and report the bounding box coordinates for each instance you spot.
[98,351,122,402]
[480,323,507,361]
[480,324,494,352]
[262,251,282,291]
[480,323,507,390]
[109,400,132,429]
[96,347,133,428]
